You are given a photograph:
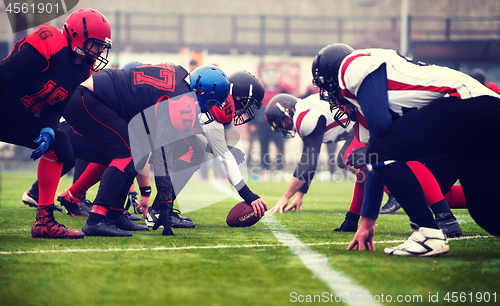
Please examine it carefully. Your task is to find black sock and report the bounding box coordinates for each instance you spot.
[106,208,123,220]
[430,199,452,216]
[87,213,105,226]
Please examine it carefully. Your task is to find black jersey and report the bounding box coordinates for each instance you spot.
[0,25,91,129]
[92,64,191,121]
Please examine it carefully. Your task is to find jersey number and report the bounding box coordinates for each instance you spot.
[134,64,176,91]
[21,80,68,113]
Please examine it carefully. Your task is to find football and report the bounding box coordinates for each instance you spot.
[226,201,261,227]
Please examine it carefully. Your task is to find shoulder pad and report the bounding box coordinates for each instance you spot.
[25,25,67,61]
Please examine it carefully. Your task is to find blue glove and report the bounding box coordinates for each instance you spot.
[31,127,55,160]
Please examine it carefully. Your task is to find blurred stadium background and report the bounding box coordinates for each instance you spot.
[1,0,499,169]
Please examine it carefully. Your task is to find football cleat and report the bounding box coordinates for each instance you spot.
[82,219,132,237]
[174,208,193,222]
[22,190,38,208]
[125,192,141,214]
[172,212,196,228]
[379,194,402,214]
[108,214,149,231]
[31,204,85,239]
[123,210,143,221]
[57,189,89,217]
[435,212,462,238]
[80,197,93,215]
[146,208,195,228]
[22,190,63,212]
[145,208,158,227]
[384,223,449,257]
[334,211,359,232]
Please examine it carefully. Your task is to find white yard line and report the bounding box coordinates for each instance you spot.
[262,213,380,306]
[0,235,489,255]
[209,180,379,305]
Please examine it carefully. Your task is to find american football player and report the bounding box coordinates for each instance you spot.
[61,64,229,237]
[264,93,354,215]
[0,8,112,239]
[147,70,269,234]
[313,43,500,256]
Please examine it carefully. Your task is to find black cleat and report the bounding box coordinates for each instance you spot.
[80,197,93,215]
[435,212,462,238]
[173,208,192,222]
[108,214,149,231]
[172,212,196,228]
[379,194,402,214]
[82,220,132,237]
[334,211,359,232]
[146,208,195,228]
[123,210,143,221]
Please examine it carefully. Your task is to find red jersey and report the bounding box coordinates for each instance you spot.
[1,24,91,129]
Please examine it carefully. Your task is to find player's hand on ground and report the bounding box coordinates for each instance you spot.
[285,194,304,212]
[250,198,268,218]
[347,216,376,251]
[136,197,150,218]
[269,196,291,213]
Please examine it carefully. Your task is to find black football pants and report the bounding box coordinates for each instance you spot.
[368,96,500,236]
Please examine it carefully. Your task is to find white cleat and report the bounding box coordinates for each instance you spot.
[384,225,449,257]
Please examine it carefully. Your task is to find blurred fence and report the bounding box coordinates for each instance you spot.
[1,9,500,58]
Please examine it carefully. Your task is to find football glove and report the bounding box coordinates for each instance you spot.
[346,146,368,169]
[228,146,245,165]
[31,127,55,160]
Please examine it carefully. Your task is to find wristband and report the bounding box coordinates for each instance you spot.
[140,186,152,197]
[238,184,259,204]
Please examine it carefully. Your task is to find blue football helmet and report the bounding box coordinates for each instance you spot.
[123,61,143,70]
[189,65,230,123]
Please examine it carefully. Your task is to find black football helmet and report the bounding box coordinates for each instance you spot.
[229,71,265,126]
[312,43,354,107]
[265,94,297,138]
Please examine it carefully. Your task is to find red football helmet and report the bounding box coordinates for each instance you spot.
[63,8,112,72]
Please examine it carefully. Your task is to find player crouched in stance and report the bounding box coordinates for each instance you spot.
[145,70,269,234]
[0,9,112,239]
[313,43,500,257]
[264,93,355,218]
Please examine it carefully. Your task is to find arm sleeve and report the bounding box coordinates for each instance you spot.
[356,63,393,140]
[39,99,69,131]
[0,43,48,99]
[360,171,385,219]
[203,121,245,189]
[202,121,260,203]
[293,115,326,194]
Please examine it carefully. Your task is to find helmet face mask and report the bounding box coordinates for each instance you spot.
[233,98,257,126]
[64,9,112,72]
[82,37,111,72]
[331,98,357,128]
[264,93,297,138]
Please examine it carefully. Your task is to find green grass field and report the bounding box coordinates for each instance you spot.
[1,171,499,306]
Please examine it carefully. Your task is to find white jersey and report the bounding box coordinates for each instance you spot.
[339,48,500,119]
[293,93,352,142]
